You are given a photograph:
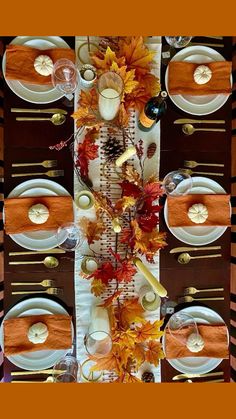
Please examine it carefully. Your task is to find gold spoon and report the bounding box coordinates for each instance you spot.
[178,252,222,264]
[182,123,226,136]
[16,113,66,126]
[9,256,59,268]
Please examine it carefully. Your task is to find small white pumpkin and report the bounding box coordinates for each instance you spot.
[34,55,54,76]
[28,203,49,224]
[28,322,49,344]
[186,333,205,353]
[193,65,212,85]
[188,203,208,224]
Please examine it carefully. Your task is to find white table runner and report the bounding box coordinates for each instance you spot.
[74,36,162,382]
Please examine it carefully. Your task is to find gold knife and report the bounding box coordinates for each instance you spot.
[188,42,224,48]
[170,246,221,254]
[174,119,225,124]
[172,371,223,381]
[11,369,64,376]
[11,108,68,115]
[9,249,66,256]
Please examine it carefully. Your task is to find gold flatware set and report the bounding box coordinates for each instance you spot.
[9,256,59,268]
[177,252,222,264]
[170,246,221,254]
[172,371,224,381]
[184,160,224,169]
[12,159,58,169]
[182,123,226,136]
[12,287,63,296]
[16,113,66,126]
[12,169,64,178]
[178,295,224,303]
[11,279,56,287]
[184,286,224,295]
[180,167,224,177]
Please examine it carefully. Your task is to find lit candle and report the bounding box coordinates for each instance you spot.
[98,88,121,121]
[115,146,137,167]
[133,257,167,297]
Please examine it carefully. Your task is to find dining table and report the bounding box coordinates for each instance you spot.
[0,35,232,382]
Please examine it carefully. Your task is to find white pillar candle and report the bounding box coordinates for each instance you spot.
[83,69,95,81]
[98,88,121,121]
[89,306,110,341]
[86,258,98,273]
[78,195,90,208]
[145,291,156,303]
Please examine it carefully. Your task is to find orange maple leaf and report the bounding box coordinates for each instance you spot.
[118,36,156,76]
[79,88,98,110]
[145,341,165,367]
[135,319,164,343]
[72,106,99,128]
[79,217,106,245]
[115,103,130,128]
[89,352,121,374]
[115,260,137,283]
[119,298,145,328]
[114,196,136,215]
[113,329,137,348]
[137,72,161,97]
[100,290,122,308]
[110,62,139,95]
[90,278,106,297]
[91,46,125,72]
[133,343,146,369]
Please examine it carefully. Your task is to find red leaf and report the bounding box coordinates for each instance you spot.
[119,181,141,198]
[92,262,115,285]
[115,260,137,283]
[100,290,122,308]
[143,182,163,201]
[137,213,159,232]
[76,134,99,178]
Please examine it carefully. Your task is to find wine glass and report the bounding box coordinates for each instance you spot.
[165,36,192,48]
[52,355,81,383]
[56,222,84,252]
[162,170,193,196]
[167,312,199,346]
[51,59,78,100]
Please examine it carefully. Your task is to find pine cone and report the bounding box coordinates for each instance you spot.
[103,136,124,161]
[141,371,155,383]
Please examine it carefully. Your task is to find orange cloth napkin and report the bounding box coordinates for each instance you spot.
[4,196,74,234]
[168,61,232,95]
[3,314,72,356]
[167,194,231,227]
[165,324,229,359]
[5,44,75,85]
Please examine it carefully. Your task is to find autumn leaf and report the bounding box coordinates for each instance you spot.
[79,218,106,245]
[110,62,139,94]
[91,46,125,72]
[137,213,159,233]
[89,352,121,374]
[92,261,115,285]
[145,341,165,367]
[121,164,142,186]
[133,343,146,369]
[114,196,136,214]
[90,278,106,297]
[93,191,114,218]
[119,181,141,198]
[119,298,145,328]
[137,73,161,97]
[113,329,137,348]
[135,319,164,343]
[72,106,98,128]
[143,181,164,200]
[100,290,122,308]
[118,36,156,76]
[134,229,168,261]
[79,88,98,110]
[115,103,130,128]
[122,373,143,383]
[115,260,137,283]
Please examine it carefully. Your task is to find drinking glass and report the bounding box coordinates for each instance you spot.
[52,355,81,383]
[165,36,192,48]
[51,59,78,100]
[84,305,112,356]
[162,170,193,196]
[97,71,124,121]
[56,222,84,252]
[167,312,199,346]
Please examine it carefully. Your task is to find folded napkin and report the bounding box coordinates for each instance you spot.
[3,314,72,356]
[165,324,229,359]
[5,44,75,85]
[168,61,232,95]
[167,194,231,227]
[4,196,74,234]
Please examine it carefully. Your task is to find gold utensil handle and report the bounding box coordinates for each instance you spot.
[9,261,43,265]
[11,108,66,114]
[195,297,224,301]
[12,162,44,167]
[12,172,45,177]
[16,117,51,121]
[9,249,65,256]
[192,254,222,259]
[11,369,60,376]
[174,119,225,124]
[204,379,225,383]
[190,42,224,47]
[11,380,45,383]
[170,246,221,254]
[204,36,223,40]
[195,171,224,176]
[195,128,226,132]
[198,288,224,292]
[172,371,223,381]
[12,290,47,295]
[12,282,43,286]
[196,163,224,167]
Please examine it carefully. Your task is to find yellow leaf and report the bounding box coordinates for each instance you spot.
[119,298,145,328]
[145,341,165,367]
[133,343,146,369]
[118,36,156,76]
[91,278,106,297]
[71,106,98,128]
[116,103,130,127]
[79,217,106,244]
[122,165,142,186]
[135,319,164,342]
[138,73,161,97]
[110,62,139,95]
[92,46,125,72]
[113,329,137,348]
[114,196,136,214]
[79,88,98,110]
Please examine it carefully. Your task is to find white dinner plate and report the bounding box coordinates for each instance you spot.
[2,36,71,104]
[162,306,228,374]
[164,177,229,246]
[165,46,231,115]
[0,298,74,370]
[7,178,72,250]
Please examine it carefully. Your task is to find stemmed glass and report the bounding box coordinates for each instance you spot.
[161,170,193,196]
[56,222,84,252]
[167,312,199,346]
[165,37,192,48]
[51,59,78,100]
[52,355,81,383]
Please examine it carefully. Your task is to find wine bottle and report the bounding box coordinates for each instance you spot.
[138,91,167,132]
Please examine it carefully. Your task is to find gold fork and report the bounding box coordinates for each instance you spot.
[11,279,56,288]
[180,168,224,177]
[11,377,54,383]
[11,170,64,178]
[184,160,224,169]
[184,286,224,296]
[178,295,224,303]
[12,160,58,169]
[12,287,63,296]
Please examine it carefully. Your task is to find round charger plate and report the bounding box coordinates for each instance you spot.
[0,298,74,370]
[162,305,229,374]
[164,176,229,246]
[165,45,231,115]
[2,36,71,104]
[7,178,72,250]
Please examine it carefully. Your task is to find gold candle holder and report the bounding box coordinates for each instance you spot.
[81,256,98,275]
[81,359,102,382]
[75,190,95,210]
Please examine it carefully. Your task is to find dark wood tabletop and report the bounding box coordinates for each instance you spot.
[1,36,232,383]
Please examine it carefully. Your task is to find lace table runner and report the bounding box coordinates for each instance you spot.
[74,36,162,382]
